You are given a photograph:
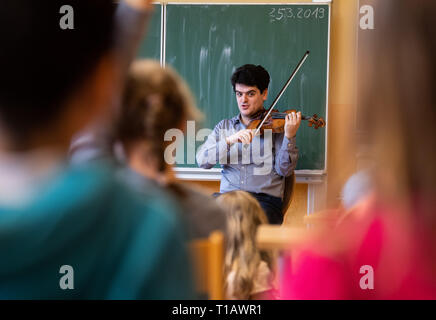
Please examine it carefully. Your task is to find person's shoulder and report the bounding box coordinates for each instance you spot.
[215,116,239,129]
[116,167,168,199]
[66,162,182,231]
[174,182,222,213]
[178,183,220,210]
[175,182,212,198]
[172,182,227,238]
[113,173,182,229]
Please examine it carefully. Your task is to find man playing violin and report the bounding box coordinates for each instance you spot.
[196,64,301,224]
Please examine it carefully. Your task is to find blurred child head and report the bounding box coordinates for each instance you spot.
[0,0,118,151]
[216,191,275,299]
[116,59,202,173]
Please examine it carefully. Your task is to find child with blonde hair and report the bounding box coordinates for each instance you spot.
[216,191,277,300]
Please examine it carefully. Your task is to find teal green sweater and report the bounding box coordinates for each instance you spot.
[0,164,194,299]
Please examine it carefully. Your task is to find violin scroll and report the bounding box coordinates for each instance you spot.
[307,114,326,130]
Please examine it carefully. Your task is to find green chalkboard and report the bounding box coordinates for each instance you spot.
[137,4,161,60]
[165,4,330,171]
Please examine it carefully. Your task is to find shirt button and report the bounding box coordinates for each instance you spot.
[241,181,244,184]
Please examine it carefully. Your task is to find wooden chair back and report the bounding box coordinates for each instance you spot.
[189,230,225,300]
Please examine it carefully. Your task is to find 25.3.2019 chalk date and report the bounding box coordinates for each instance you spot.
[269,7,326,22]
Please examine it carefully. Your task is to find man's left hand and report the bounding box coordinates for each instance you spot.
[284,111,301,139]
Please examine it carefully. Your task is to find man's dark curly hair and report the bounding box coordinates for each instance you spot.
[231,64,270,93]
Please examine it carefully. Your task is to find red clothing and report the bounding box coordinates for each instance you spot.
[281,198,436,300]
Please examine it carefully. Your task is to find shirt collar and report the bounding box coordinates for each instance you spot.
[232,109,266,124]
[232,114,241,124]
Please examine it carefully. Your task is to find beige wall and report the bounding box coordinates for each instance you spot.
[325,0,359,208]
[162,0,359,225]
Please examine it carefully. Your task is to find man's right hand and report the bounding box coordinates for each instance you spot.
[226,129,254,145]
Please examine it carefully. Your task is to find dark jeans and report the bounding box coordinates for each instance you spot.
[213,192,283,225]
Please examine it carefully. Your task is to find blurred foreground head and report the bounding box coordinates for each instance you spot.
[0,0,117,151]
[116,59,202,172]
[361,1,436,221]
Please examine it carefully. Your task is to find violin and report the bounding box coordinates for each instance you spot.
[247,51,326,137]
[247,109,326,134]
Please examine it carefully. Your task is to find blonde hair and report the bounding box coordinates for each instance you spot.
[116,59,203,171]
[216,191,275,300]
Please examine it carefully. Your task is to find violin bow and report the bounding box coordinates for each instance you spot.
[254,51,310,136]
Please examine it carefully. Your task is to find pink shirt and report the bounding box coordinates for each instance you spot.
[281,198,436,300]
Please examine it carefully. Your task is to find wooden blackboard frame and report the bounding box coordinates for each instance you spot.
[147,1,331,183]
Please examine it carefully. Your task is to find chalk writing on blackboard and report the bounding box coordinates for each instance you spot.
[269,7,326,22]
